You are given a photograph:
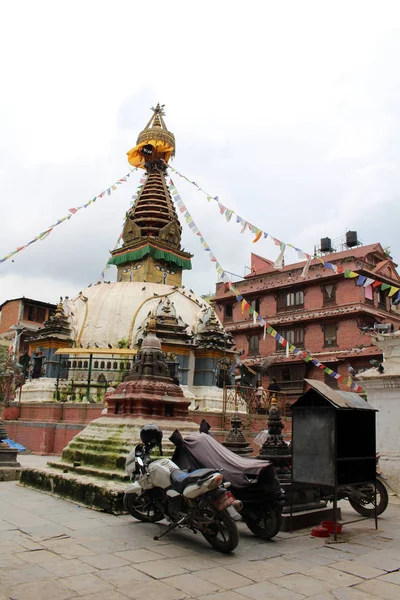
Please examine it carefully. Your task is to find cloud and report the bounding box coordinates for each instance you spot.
[1,0,400,306]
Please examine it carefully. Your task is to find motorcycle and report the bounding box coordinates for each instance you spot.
[318,453,389,518]
[124,425,240,553]
[170,429,285,540]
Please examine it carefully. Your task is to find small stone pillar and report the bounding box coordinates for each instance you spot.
[222,409,252,455]
[0,418,21,482]
[257,396,291,477]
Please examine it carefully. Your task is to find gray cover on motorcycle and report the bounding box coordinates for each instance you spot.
[171,431,273,489]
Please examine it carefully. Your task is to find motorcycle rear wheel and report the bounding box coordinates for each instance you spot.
[245,505,282,539]
[349,479,389,517]
[124,492,164,523]
[200,508,239,553]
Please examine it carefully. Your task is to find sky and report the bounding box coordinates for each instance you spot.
[1,0,400,306]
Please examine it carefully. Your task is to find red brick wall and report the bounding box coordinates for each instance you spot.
[0,300,21,334]
[3,403,102,454]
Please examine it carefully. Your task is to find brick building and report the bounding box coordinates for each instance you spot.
[213,243,400,398]
[0,298,56,357]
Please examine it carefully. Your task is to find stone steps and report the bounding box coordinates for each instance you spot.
[47,461,129,482]
[20,466,127,513]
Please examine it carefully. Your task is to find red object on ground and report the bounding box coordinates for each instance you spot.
[321,520,343,534]
[311,525,330,537]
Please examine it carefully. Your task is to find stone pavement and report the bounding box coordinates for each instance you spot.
[1,463,400,600]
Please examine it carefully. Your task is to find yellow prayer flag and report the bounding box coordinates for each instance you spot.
[389,286,399,297]
[253,231,262,243]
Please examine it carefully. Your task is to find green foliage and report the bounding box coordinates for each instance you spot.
[117,338,129,349]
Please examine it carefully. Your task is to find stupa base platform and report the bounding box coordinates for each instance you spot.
[19,415,200,511]
[61,415,200,470]
[20,465,126,513]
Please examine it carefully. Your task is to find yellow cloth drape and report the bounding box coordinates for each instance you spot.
[127,140,174,168]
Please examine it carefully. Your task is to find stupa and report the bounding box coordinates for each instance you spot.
[19,105,236,509]
[20,104,235,411]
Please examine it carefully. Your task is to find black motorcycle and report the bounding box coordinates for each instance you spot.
[170,429,285,540]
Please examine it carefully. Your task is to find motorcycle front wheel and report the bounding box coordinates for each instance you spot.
[349,479,389,517]
[124,491,164,523]
[200,508,239,553]
[244,505,282,539]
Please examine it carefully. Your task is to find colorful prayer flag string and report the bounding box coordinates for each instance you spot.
[101,175,148,280]
[0,169,139,266]
[167,176,365,395]
[166,163,400,300]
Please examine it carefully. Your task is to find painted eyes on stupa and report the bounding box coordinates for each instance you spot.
[155,265,176,275]
[133,264,142,270]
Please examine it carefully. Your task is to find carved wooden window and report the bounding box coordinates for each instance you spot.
[323,324,338,347]
[322,284,336,305]
[248,335,260,356]
[277,290,304,312]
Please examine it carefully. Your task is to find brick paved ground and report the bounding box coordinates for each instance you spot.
[1,458,400,599]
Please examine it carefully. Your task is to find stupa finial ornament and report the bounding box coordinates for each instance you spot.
[127,104,175,168]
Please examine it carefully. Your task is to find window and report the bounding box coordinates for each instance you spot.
[323,324,338,347]
[277,290,304,312]
[377,290,386,310]
[100,361,105,369]
[248,335,260,356]
[224,303,233,319]
[322,284,336,305]
[251,299,260,314]
[24,304,47,322]
[276,327,304,350]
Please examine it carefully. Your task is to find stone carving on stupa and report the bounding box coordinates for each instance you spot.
[197,307,234,351]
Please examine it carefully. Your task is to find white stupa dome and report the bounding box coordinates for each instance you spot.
[64,282,216,348]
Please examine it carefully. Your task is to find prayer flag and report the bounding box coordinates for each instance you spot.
[344,270,358,278]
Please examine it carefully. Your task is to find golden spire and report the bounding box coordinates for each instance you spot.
[127,104,175,168]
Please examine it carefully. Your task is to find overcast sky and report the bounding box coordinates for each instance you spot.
[1,1,400,306]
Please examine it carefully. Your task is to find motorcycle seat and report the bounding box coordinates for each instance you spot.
[170,468,216,493]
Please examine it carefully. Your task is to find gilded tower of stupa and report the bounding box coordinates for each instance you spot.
[109,104,192,287]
